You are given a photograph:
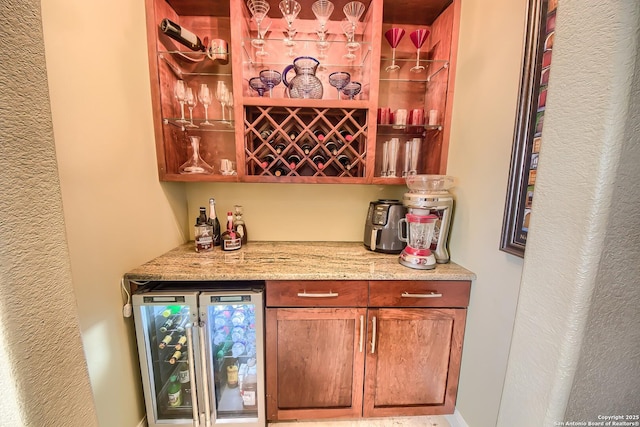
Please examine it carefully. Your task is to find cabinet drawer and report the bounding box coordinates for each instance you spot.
[266,281,368,307]
[369,281,471,308]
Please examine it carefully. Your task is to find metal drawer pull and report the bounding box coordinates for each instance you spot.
[401,291,443,298]
[371,316,377,354]
[297,291,339,298]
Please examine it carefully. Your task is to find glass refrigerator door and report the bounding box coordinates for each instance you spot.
[199,290,265,426]
[132,292,200,427]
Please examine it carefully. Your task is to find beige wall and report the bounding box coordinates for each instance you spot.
[38,0,531,426]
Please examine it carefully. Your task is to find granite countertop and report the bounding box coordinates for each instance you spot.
[124,241,476,282]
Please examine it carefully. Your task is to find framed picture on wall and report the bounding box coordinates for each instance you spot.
[500,0,557,257]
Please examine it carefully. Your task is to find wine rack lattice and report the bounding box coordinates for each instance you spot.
[244,106,368,178]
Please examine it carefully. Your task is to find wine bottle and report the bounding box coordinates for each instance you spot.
[207,198,222,246]
[175,314,190,332]
[260,129,275,142]
[221,212,242,251]
[160,315,178,333]
[312,154,326,169]
[272,140,287,154]
[167,375,182,407]
[287,153,301,169]
[288,131,298,142]
[300,143,312,155]
[260,154,276,168]
[313,130,326,142]
[338,130,354,142]
[159,18,206,52]
[273,166,287,177]
[169,350,183,364]
[174,335,188,351]
[337,154,352,170]
[233,205,248,245]
[325,140,341,156]
[159,331,176,349]
[179,361,192,406]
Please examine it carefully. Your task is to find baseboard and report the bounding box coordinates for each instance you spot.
[445,409,469,427]
[136,415,148,427]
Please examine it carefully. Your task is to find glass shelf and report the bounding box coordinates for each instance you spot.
[157,52,232,78]
[379,59,449,83]
[163,118,236,132]
[241,40,372,68]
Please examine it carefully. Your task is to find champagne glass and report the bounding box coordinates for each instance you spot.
[216,81,229,122]
[174,80,188,123]
[226,90,234,123]
[385,28,405,72]
[312,0,334,50]
[198,84,213,126]
[410,29,430,73]
[279,0,301,54]
[329,71,350,99]
[259,69,282,98]
[249,77,268,97]
[247,0,270,48]
[185,87,198,128]
[341,81,361,100]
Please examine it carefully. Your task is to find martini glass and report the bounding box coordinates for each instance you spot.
[329,71,350,99]
[340,18,359,60]
[343,1,365,35]
[410,29,430,73]
[385,28,405,72]
[312,0,334,50]
[249,77,268,97]
[255,16,272,58]
[259,69,282,98]
[280,0,301,54]
[341,81,361,100]
[247,0,270,48]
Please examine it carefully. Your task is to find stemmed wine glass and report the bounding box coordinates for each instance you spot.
[185,87,198,128]
[174,80,188,123]
[385,28,405,72]
[216,81,229,122]
[341,81,361,100]
[259,69,282,98]
[279,0,301,57]
[312,0,334,52]
[198,84,213,126]
[247,0,270,48]
[329,71,350,99]
[249,77,268,97]
[410,29,430,73]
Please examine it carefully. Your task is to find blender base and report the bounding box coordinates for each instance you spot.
[398,251,437,270]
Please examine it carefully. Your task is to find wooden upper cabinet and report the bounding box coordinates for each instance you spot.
[144,0,460,182]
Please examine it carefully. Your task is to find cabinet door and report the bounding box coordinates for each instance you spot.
[266,308,367,421]
[363,308,466,417]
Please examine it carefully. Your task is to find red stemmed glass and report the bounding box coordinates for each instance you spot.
[384,28,405,72]
[410,29,430,73]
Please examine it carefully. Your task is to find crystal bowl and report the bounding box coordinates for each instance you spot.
[406,175,455,192]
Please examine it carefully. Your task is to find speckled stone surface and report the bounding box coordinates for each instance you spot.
[124,241,476,282]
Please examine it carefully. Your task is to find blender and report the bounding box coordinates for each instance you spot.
[398,212,438,269]
[402,175,455,264]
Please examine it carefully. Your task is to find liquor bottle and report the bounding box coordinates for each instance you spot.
[197,207,208,225]
[312,154,326,169]
[169,350,182,364]
[207,198,222,246]
[287,153,301,169]
[167,375,182,407]
[300,143,312,155]
[174,335,187,351]
[162,305,181,318]
[260,154,276,168]
[313,129,326,142]
[241,358,258,409]
[325,140,341,156]
[233,205,248,245]
[338,130,354,142]
[159,18,206,52]
[179,361,192,406]
[226,359,239,388]
[194,207,213,253]
[221,212,242,251]
[159,331,176,349]
[337,154,353,170]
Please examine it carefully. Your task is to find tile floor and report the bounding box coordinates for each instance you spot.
[268,415,450,426]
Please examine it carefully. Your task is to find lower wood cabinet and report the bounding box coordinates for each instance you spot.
[265,280,470,421]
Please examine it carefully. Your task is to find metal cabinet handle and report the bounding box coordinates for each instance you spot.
[371,316,377,354]
[359,315,364,353]
[198,321,212,427]
[185,325,200,427]
[401,291,443,298]
[297,290,339,298]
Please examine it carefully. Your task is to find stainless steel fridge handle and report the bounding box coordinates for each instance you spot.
[185,325,200,427]
[198,321,212,427]
[359,315,364,353]
[371,316,377,354]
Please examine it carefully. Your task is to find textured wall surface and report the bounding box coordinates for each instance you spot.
[0,0,99,425]
[498,1,640,425]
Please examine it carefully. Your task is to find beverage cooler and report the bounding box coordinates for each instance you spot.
[132,284,265,427]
